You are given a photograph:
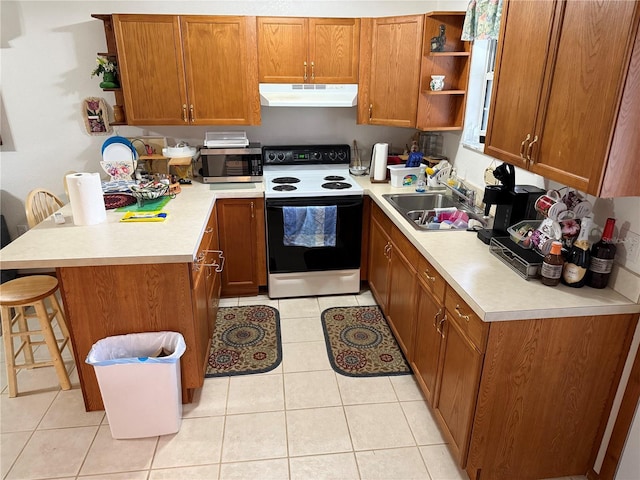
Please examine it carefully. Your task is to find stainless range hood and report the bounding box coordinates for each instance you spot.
[259,83,358,107]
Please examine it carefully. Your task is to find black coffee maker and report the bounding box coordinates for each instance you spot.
[477,163,545,244]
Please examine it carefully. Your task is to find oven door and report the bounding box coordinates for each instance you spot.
[265,195,363,274]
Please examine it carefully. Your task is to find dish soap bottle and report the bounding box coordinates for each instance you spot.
[587,217,616,289]
[541,241,564,286]
[562,216,592,288]
[416,167,426,193]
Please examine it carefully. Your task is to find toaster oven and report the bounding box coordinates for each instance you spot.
[200,143,262,183]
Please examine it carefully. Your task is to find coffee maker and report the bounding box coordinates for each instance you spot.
[477,163,545,244]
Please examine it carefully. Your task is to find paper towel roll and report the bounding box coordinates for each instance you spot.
[372,143,388,181]
[66,173,107,225]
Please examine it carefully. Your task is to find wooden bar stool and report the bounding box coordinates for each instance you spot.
[0,275,72,397]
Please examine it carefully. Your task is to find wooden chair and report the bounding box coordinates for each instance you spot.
[25,188,64,228]
[0,275,72,397]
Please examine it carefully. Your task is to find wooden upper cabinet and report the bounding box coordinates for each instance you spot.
[113,14,260,126]
[485,0,640,196]
[181,16,260,125]
[257,17,360,84]
[358,15,424,128]
[114,15,187,125]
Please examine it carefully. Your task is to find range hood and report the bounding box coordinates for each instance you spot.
[259,83,358,107]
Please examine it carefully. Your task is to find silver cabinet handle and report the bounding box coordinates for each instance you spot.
[433,307,443,328]
[182,104,188,123]
[526,135,539,162]
[423,267,436,282]
[519,133,531,158]
[311,61,315,81]
[303,61,308,81]
[189,104,195,123]
[455,304,470,322]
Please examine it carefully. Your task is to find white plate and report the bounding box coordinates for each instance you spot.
[103,143,134,163]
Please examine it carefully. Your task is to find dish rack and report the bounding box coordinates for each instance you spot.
[204,131,249,148]
[489,237,543,280]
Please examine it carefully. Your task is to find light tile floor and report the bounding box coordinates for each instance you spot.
[1,291,588,480]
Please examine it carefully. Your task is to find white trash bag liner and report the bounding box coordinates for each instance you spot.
[86,331,186,366]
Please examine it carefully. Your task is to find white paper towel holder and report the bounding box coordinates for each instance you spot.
[370,143,389,183]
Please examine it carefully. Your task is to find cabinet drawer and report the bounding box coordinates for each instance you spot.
[445,288,488,352]
[391,225,420,267]
[417,256,446,301]
[372,201,393,232]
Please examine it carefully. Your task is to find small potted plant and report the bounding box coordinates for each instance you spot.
[91,56,119,88]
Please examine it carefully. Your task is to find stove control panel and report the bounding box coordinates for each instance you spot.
[263,144,350,166]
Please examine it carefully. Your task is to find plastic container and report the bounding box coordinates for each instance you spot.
[388,164,421,187]
[86,331,186,439]
[507,220,542,249]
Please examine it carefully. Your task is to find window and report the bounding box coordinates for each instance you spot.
[462,39,497,151]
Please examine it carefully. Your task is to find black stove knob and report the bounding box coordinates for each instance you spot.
[267,152,276,161]
[277,153,285,161]
[337,151,347,160]
[312,151,322,161]
[328,151,337,160]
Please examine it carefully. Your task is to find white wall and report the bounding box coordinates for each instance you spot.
[0,0,438,237]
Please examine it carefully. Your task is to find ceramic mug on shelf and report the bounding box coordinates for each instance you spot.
[535,190,567,220]
[430,75,445,91]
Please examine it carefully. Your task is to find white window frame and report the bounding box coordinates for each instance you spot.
[462,39,498,152]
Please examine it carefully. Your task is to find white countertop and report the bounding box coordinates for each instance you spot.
[355,176,640,321]
[1,176,638,321]
[0,181,263,269]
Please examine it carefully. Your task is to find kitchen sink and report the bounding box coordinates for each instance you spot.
[383,192,488,231]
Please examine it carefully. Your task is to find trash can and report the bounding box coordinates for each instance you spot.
[86,331,186,439]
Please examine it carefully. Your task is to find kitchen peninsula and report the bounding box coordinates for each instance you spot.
[2,178,639,479]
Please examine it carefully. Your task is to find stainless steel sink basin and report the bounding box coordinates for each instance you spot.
[382,192,488,231]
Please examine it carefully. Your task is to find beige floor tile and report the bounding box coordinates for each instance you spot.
[356,447,430,480]
[219,458,289,479]
[390,375,426,402]
[289,452,360,480]
[419,445,466,480]
[287,406,352,457]
[182,376,229,418]
[238,296,280,309]
[9,358,75,395]
[284,370,341,410]
[226,374,284,414]
[219,297,240,307]
[38,389,105,429]
[336,375,398,405]
[1,431,31,478]
[80,425,157,475]
[280,317,325,344]
[345,403,415,451]
[400,401,446,446]
[78,471,149,480]
[318,294,360,311]
[356,291,377,306]
[7,425,97,479]
[0,390,57,432]
[149,464,220,479]
[153,416,225,469]
[221,411,287,463]
[282,341,332,373]
[279,297,320,318]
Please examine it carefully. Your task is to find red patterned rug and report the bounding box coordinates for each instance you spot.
[205,305,282,378]
[321,306,411,377]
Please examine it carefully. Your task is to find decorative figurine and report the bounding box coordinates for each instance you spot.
[430,24,446,52]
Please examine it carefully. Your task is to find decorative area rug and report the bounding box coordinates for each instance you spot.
[321,306,411,377]
[206,305,282,378]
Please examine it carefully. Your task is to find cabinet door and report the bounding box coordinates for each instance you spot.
[529,1,637,194]
[114,15,188,125]
[258,17,308,83]
[181,16,260,125]
[386,246,417,360]
[309,18,360,84]
[434,316,484,468]
[411,283,444,405]
[367,208,391,312]
[217,199,263,296]
[483,0,557,169]
[358,15,424,127]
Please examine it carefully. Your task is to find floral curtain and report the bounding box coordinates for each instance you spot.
[461,0,503,41]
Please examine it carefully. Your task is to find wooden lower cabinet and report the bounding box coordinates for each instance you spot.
[58,209,221,411]
[216,198,266,296]
[368,201,638,478]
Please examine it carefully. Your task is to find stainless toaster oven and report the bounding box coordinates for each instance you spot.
[200,143,262,183]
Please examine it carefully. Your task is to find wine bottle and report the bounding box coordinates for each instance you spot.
[587,218,616,289]
[562,217,592,288]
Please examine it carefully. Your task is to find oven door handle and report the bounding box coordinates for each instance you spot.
[266,198,363,209]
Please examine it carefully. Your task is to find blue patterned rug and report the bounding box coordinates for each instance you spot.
[206,305,282,377]
[321,306,411,377]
